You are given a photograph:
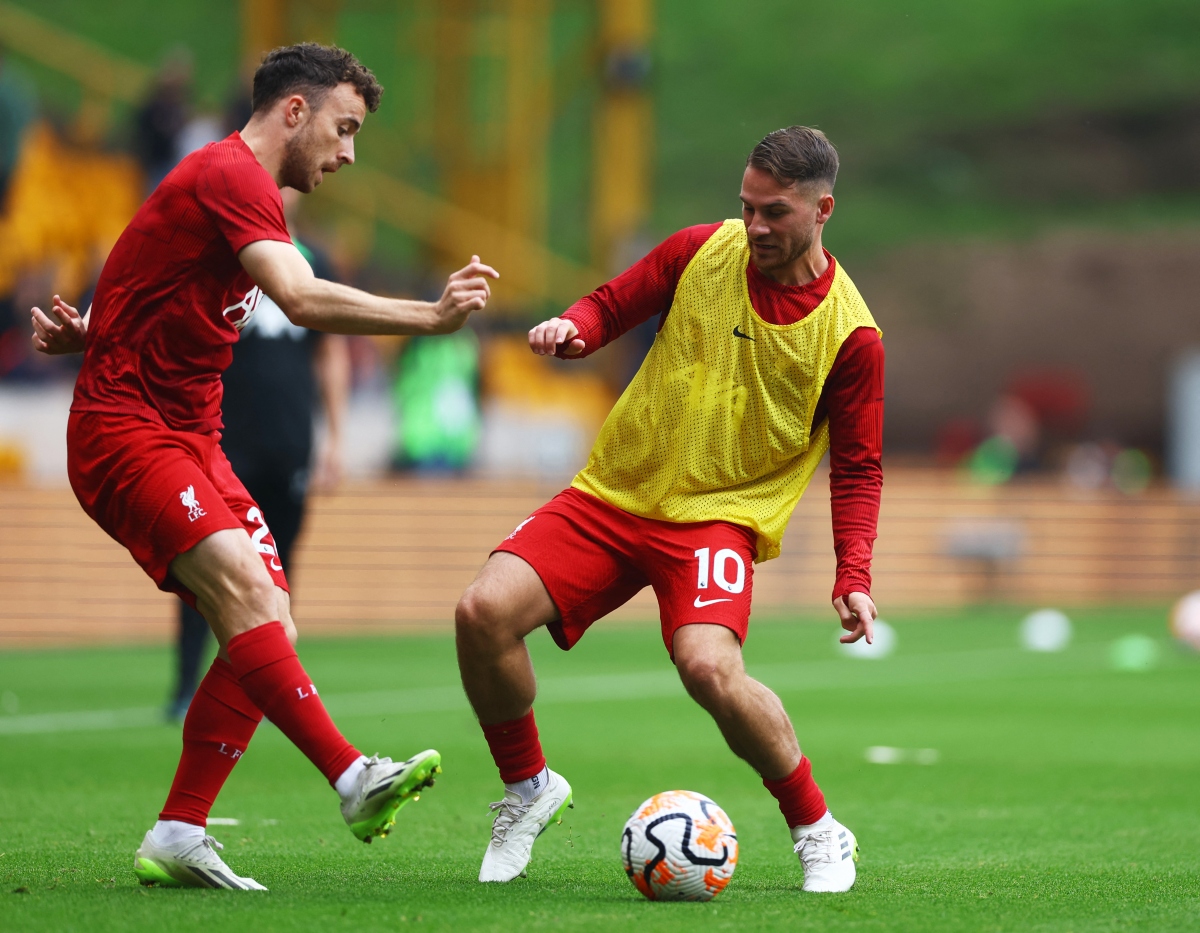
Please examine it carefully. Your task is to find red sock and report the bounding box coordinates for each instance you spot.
[480,709,546,782]
[762,756,827,828]
[159,658,263,826]
[226,622,361,785]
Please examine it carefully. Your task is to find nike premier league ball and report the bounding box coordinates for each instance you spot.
[621,791,738,901]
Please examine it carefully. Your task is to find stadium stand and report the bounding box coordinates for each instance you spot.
[3,470,1199,646]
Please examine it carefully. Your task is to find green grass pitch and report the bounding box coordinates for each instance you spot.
[1,607,1198,931]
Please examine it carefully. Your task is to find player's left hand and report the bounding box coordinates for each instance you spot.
[31,296,87,355]
[834,591,877,644]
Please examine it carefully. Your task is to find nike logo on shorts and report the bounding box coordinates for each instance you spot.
[694,596,733,608]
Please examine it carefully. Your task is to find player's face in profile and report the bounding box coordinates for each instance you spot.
[739,166,826,275]
[280,83,368,193]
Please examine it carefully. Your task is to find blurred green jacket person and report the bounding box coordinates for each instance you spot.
[392,329,481,470]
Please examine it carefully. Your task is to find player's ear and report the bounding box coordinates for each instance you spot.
[816,192,835,223]
[283,94,307,128]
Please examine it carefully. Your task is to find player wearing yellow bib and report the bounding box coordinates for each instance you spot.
[456,127,883,892]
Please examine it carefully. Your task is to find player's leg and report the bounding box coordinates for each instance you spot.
[169,525,439,848]
[455,551,573,881]
[672,624,801,776]
[671,625,857,892]
[456,551,557,722]
[212,437,443,843]
[652,525,858,892]
[137,644,268,890]
[455,491,647,882]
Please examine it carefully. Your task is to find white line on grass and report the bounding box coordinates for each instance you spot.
[0,643,1111,738]
[0,706,163,735]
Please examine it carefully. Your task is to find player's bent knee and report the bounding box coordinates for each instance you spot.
[454,589,481,636]
[455,584,526,648]
[455,588,495,642]
[676,654,737,707]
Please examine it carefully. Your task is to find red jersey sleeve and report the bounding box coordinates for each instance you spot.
[813,326,885,604]
[196,136,291,254]
[560,223,722,358]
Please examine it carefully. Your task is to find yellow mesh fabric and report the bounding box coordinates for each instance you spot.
[572,219,879,562]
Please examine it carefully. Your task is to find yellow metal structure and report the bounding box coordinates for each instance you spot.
[0,0,654,313]
[0,1,150,140]
[591,0,653,275]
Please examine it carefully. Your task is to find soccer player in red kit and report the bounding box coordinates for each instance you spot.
[455,126,882,891]
[30,44,498,891]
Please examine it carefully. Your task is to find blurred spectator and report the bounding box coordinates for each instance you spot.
[959,367,1093,483]
[1007,369,1090,444]
[175,111,224,162]
[223,78,254,138]
[390,329,482,471]
[133,52,193,193]
[0,49,37,204]
[168,188,350,719]
[934,417,982,468]
[989,394,1040,466]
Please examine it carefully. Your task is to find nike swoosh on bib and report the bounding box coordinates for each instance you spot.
[694,596,733,608]
[732,325,755,341]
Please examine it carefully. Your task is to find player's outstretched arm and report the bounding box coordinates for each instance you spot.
[528,317,585,357]
[239,240,499,336]
[834,591,877,644]
[31,296,89,355]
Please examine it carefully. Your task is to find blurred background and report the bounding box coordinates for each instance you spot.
[3,0,1200,644]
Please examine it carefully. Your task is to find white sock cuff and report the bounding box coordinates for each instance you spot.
[151,819,206,846]
[504,765,550,804]
[334,755,370,799]
[790,810,834,842]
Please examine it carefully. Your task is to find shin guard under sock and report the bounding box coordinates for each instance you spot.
[480,709,546,783]
[226,622,361,785]
[762,756,828,828]
[159,657,263,826]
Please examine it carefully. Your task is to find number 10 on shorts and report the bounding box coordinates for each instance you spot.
[694,547,746,594]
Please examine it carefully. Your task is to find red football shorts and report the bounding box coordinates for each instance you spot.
[67,411,289,606]
[494,487,758,658]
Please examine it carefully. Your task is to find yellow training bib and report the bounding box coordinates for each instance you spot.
[572,219,879,562]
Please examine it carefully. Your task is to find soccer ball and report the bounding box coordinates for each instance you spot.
[1170,590,1200,651]
[620,790,738,901]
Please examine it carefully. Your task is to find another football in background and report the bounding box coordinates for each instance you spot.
[1170,591,1200,651]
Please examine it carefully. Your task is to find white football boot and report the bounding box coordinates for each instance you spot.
[478,769,573,882]
[792,811,859,892]
[133,831,267,890]
[340,750,442,843]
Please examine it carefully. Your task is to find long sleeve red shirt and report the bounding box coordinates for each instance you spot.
[561,223,884,603]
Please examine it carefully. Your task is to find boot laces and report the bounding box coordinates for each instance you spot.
[177,834,225,862]
[794,829,837,868]
[487,798,531,847]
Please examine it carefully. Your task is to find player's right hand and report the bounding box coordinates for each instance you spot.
[31,296,87,355]
[433,255,499,333]
[835,591,877,644]
[529,317,585,357]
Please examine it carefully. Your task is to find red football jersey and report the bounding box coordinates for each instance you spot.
[72,133,292,433]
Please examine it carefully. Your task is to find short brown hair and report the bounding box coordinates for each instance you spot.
[252,43,383,115]
[746,126,839,190]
